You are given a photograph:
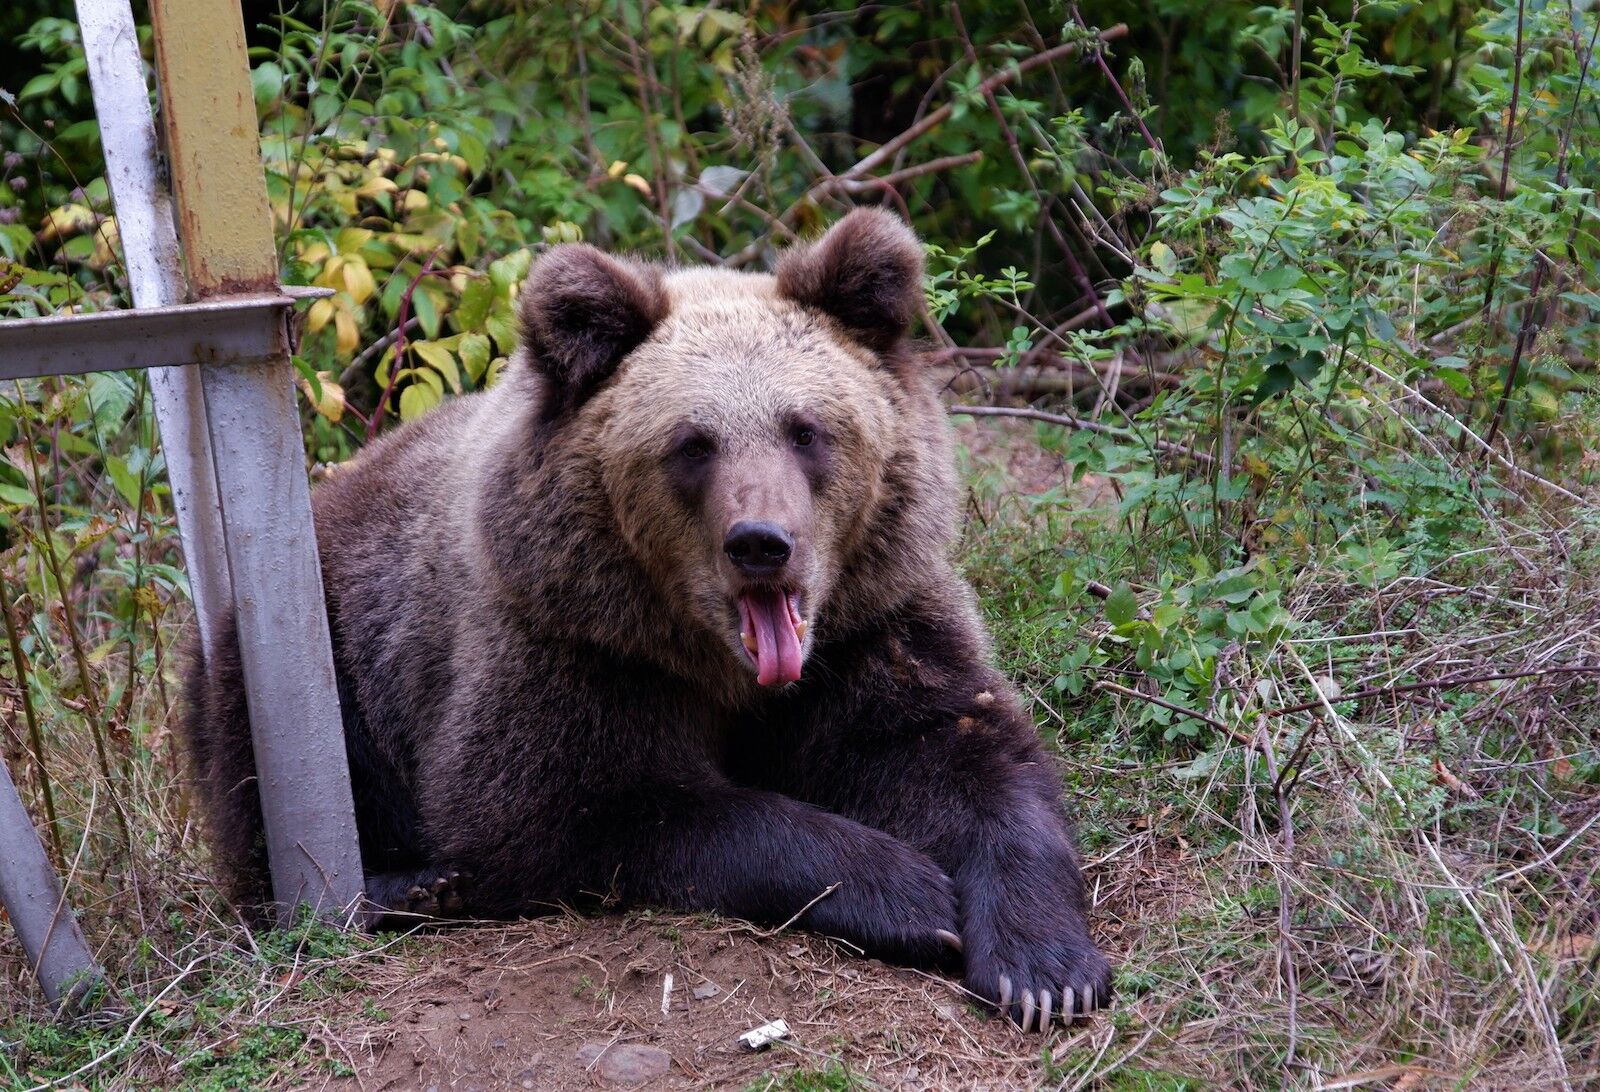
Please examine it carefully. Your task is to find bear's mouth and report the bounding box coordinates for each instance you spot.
[737,588,807,687]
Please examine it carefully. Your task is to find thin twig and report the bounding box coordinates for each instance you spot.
[757,882,842,938]
[2,576,64,868]
[1094,679,1254,745]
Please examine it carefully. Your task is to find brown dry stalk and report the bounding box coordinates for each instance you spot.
[2,576,65,869]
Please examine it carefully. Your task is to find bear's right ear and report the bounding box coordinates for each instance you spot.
[518,244,668,417]
[775,208,924,353]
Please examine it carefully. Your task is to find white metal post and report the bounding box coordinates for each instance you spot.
[0,757,101,1009]
[76,0,233,659]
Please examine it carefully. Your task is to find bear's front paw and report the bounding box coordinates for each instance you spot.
[966,933,1113,1032]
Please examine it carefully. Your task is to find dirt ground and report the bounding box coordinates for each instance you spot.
[322,914,1089,1091]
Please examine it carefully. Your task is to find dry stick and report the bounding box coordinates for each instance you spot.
[1264,663,1600,718]
[1094,679,1254,746]
[848,25,1127,183]
[817,151,983,195]
[2,577,65,869]
[11,386,131,856]
[1253,721,1299,1069]
[724,25,1129,270]
[946,404,1214,465]
[1358,354,1583,502]
[948,3,1111,327]
[757,882,841,938]
[339,315,420,388]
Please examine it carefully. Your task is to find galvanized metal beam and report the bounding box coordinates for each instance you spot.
[148,0,364,920]
[75,0,236,660]
[0,293,313,380]
[0,757,102,1011]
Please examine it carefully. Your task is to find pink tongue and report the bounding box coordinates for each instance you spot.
[742,588,803,686]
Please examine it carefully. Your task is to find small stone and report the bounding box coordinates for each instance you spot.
[458,1010,474,1021]
[577,1042,673,1084]
[492,1037,507,1050]
[691,983,720,1000]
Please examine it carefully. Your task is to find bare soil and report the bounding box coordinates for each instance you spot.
[327,913,1070,1091]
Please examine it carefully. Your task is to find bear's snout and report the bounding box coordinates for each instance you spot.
[723,520,794,576]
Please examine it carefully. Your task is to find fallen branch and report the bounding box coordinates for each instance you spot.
[947,403,1215,465]
[1264,663,1600,718]
[817,151,983,195]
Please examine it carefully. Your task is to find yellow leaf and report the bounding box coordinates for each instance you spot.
[623,173,653,197]
[87,218,121,272]
[37,203,97,243]
[333,307,360,358]
[307,298,334,334]
[607,160,628,179]
[335,226,374,252]
[296,371,346,423]
[412,340,461,394]
[356,175,398,198]
[340,257,376,304]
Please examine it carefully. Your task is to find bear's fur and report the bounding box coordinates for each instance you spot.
[179,209,1112,1030]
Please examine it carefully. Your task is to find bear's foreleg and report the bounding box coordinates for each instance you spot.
[419,649,963,965]
[786,625,1114,1030]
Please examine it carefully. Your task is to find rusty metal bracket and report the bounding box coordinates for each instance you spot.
[0,286,330,382]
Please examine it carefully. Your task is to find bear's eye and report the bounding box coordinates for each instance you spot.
[792,426,816,448]
[677,435,713,461]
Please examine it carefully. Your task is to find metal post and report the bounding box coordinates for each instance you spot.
[0,757,102,1010]
[75,0,234,661]
[146,0,364,920]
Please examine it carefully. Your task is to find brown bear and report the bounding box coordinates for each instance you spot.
[179,209,1112,1031]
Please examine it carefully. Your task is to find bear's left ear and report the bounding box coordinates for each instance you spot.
[775,208,923,353]
[518,244,669,418]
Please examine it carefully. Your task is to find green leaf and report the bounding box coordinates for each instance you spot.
[398,381,441,421]
[411,286,441,340]
[458,332,491,383]
[455,277,494,332]
[1104,583,1138,627]
[1150,241,1178,277]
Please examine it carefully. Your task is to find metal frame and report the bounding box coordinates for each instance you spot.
[0,289,326,379]
[0,0,367,1007]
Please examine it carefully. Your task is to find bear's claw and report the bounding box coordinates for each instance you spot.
[366,866,471,928]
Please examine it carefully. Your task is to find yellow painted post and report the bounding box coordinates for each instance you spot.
[148,0,365,920]
[147,0,278,296]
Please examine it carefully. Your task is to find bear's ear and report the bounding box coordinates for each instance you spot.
[518,244,668,417]
[775,208,924,353]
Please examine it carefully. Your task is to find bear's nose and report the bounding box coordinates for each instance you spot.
[724,521,794,576]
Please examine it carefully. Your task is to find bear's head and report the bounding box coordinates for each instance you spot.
[511,209,957,693]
